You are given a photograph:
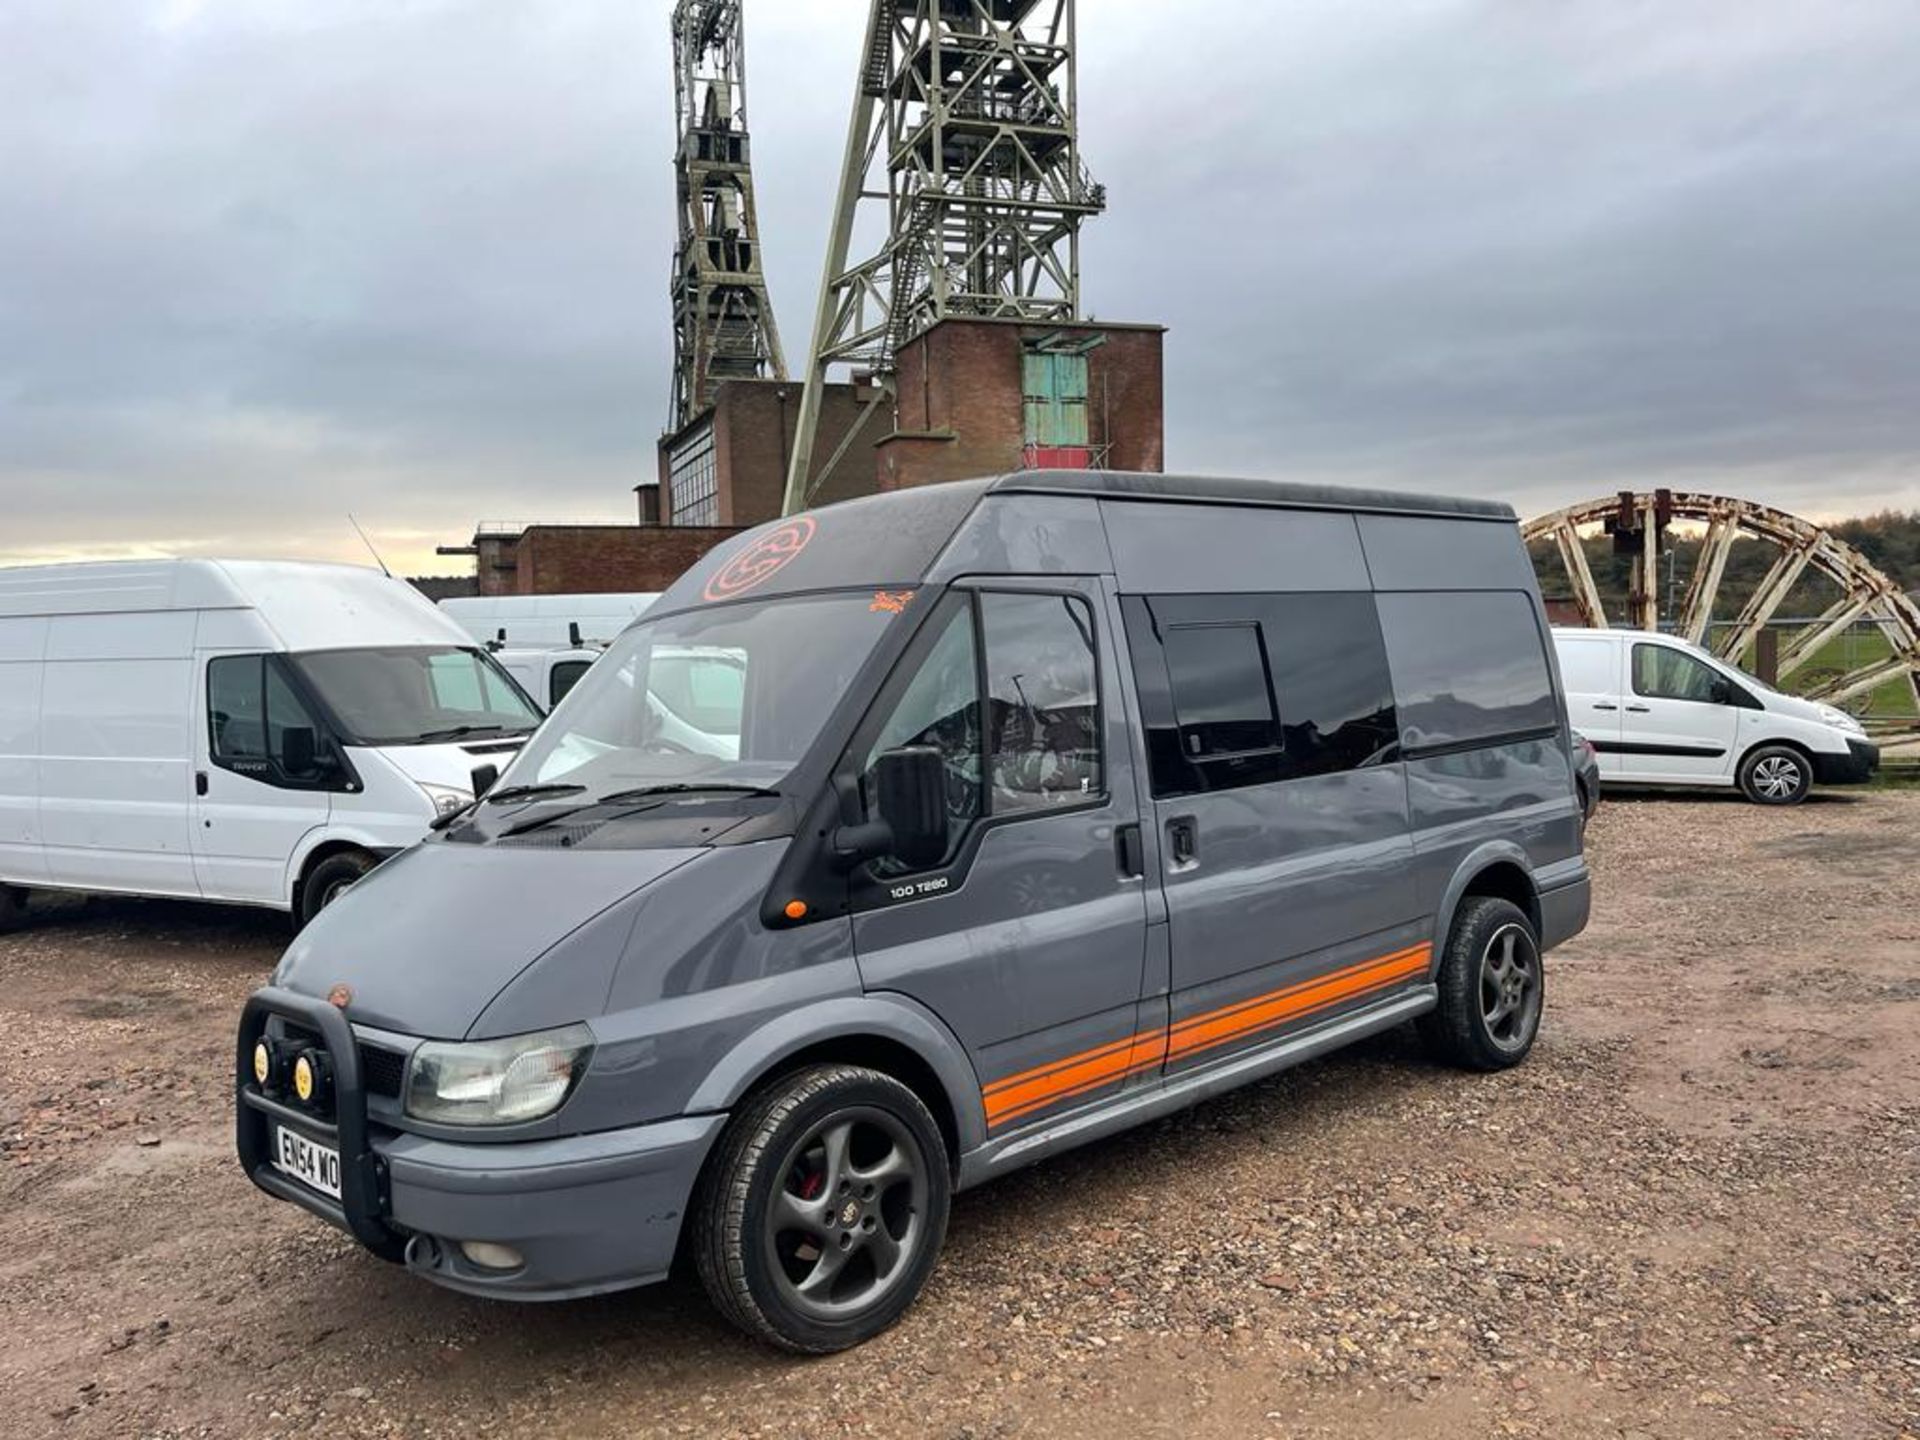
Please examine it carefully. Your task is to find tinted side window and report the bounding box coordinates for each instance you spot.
[981,592,1103,815]
[1377,592,1559,752]
[1162,623,1280,761]
[1633,645,1722,703]
[860,590,1106,872]
[209,656,267,760]
[1123,594,1400,797]
[863,600,983,869]
[549,660,593,707]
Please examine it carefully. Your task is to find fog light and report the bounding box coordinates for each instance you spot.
[292,1048,333,1108]
[458,1241,525,1272]
[252,1041,274,1087]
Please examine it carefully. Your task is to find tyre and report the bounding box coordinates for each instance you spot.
[296,851,376,928]
[1417,896,1544,1072]
[692,1064,951,1354]
[1738,745,1812,806]
[0,884,26,934]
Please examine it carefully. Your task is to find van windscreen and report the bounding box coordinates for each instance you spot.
[291,648,541,747]
[503,591,903,798]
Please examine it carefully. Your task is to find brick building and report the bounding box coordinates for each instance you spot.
[442,315,1166,596]
[440,517,742,599]
[875,318,1164,495]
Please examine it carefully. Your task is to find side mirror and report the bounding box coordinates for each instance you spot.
[281,726,318,778]
[828,748,950,874]
[471,763,500,799]
[1708,678,1733,706]
[874,746,949,870]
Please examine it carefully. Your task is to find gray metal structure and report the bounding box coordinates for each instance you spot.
[669,0,786,435]
[1527,491,1920,721]
[781,0,1108,514]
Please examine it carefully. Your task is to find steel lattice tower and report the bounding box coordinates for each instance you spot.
[782,0,1106,514]
[669,0,786,435]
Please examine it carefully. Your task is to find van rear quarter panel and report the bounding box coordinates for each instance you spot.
[38,612,200,897]
[0,617,49,884]
[1361,517,1583,932]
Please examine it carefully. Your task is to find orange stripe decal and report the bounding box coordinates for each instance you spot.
[981,943,1431,1130]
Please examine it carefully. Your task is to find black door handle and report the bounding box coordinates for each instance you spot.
[195,771,209,797]
[1626,705,1652,714]
[1591,702,1619,711]
[1115,823,1144,879]
[1167,817,1198,866]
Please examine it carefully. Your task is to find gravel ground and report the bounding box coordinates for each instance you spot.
[0,793,1915,1440]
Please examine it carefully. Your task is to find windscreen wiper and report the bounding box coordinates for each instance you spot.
[483,782,587,806]
[414,724,529,745]
[590,783,781,804]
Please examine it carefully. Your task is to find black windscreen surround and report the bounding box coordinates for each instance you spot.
[1123,594,1401,798]
[1376,592,1559,753]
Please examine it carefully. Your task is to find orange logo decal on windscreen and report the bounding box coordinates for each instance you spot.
[870,590,916,615]
[703,517,817,603]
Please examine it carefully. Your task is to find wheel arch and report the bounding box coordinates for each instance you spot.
[684,994,987,1168]
[288,836,385,914]
[1435,845,1543,956]
[1737,733,1816,775]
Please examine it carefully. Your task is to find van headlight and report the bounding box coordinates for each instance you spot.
[1815,705,1865,736]
[418,783,472,820]
[404,1025,593,1126]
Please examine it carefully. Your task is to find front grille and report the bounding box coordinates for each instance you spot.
[359,1045,408,1099]
[266,1019,406,1100]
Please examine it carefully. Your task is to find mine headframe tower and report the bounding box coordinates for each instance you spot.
[669,0,786,435]
[782,0,1107,514]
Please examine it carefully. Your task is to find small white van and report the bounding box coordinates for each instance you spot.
[489,646,605,712]
[0,560,542,930]
[440,593,659,651]
[1552,627,1879,805]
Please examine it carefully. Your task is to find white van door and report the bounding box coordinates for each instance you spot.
[1621,641,1740,785]
[1554,631,1625,777]
[193,653,332,907]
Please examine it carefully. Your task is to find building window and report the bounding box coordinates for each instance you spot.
[668,420,719,527]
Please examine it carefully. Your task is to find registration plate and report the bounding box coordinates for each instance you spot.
[273,1126,342,1201]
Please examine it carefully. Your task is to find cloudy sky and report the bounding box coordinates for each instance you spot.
[4,0,1918,574]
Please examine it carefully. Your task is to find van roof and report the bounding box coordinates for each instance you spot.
[0,558,471,651]
[988,470,1517,521]
[655,471,1521,618]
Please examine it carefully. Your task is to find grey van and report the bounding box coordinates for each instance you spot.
[236,474,1590,1352]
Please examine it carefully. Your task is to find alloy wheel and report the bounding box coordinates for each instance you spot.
[1479,924,1541,1053]
[763,1107,930,1323]
[1751,755,1803,802]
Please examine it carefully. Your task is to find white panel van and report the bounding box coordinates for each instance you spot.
[0,560,542,930]
[440,594,659,651]
[1552,627,1879,805]
[489,647,605,713]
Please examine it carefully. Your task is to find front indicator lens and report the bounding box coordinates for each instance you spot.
[404,1025,593,1127]
[419,783,473,820]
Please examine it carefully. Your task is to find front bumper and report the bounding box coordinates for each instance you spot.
[1812,738,1880,787]
[236,987,724,1302]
